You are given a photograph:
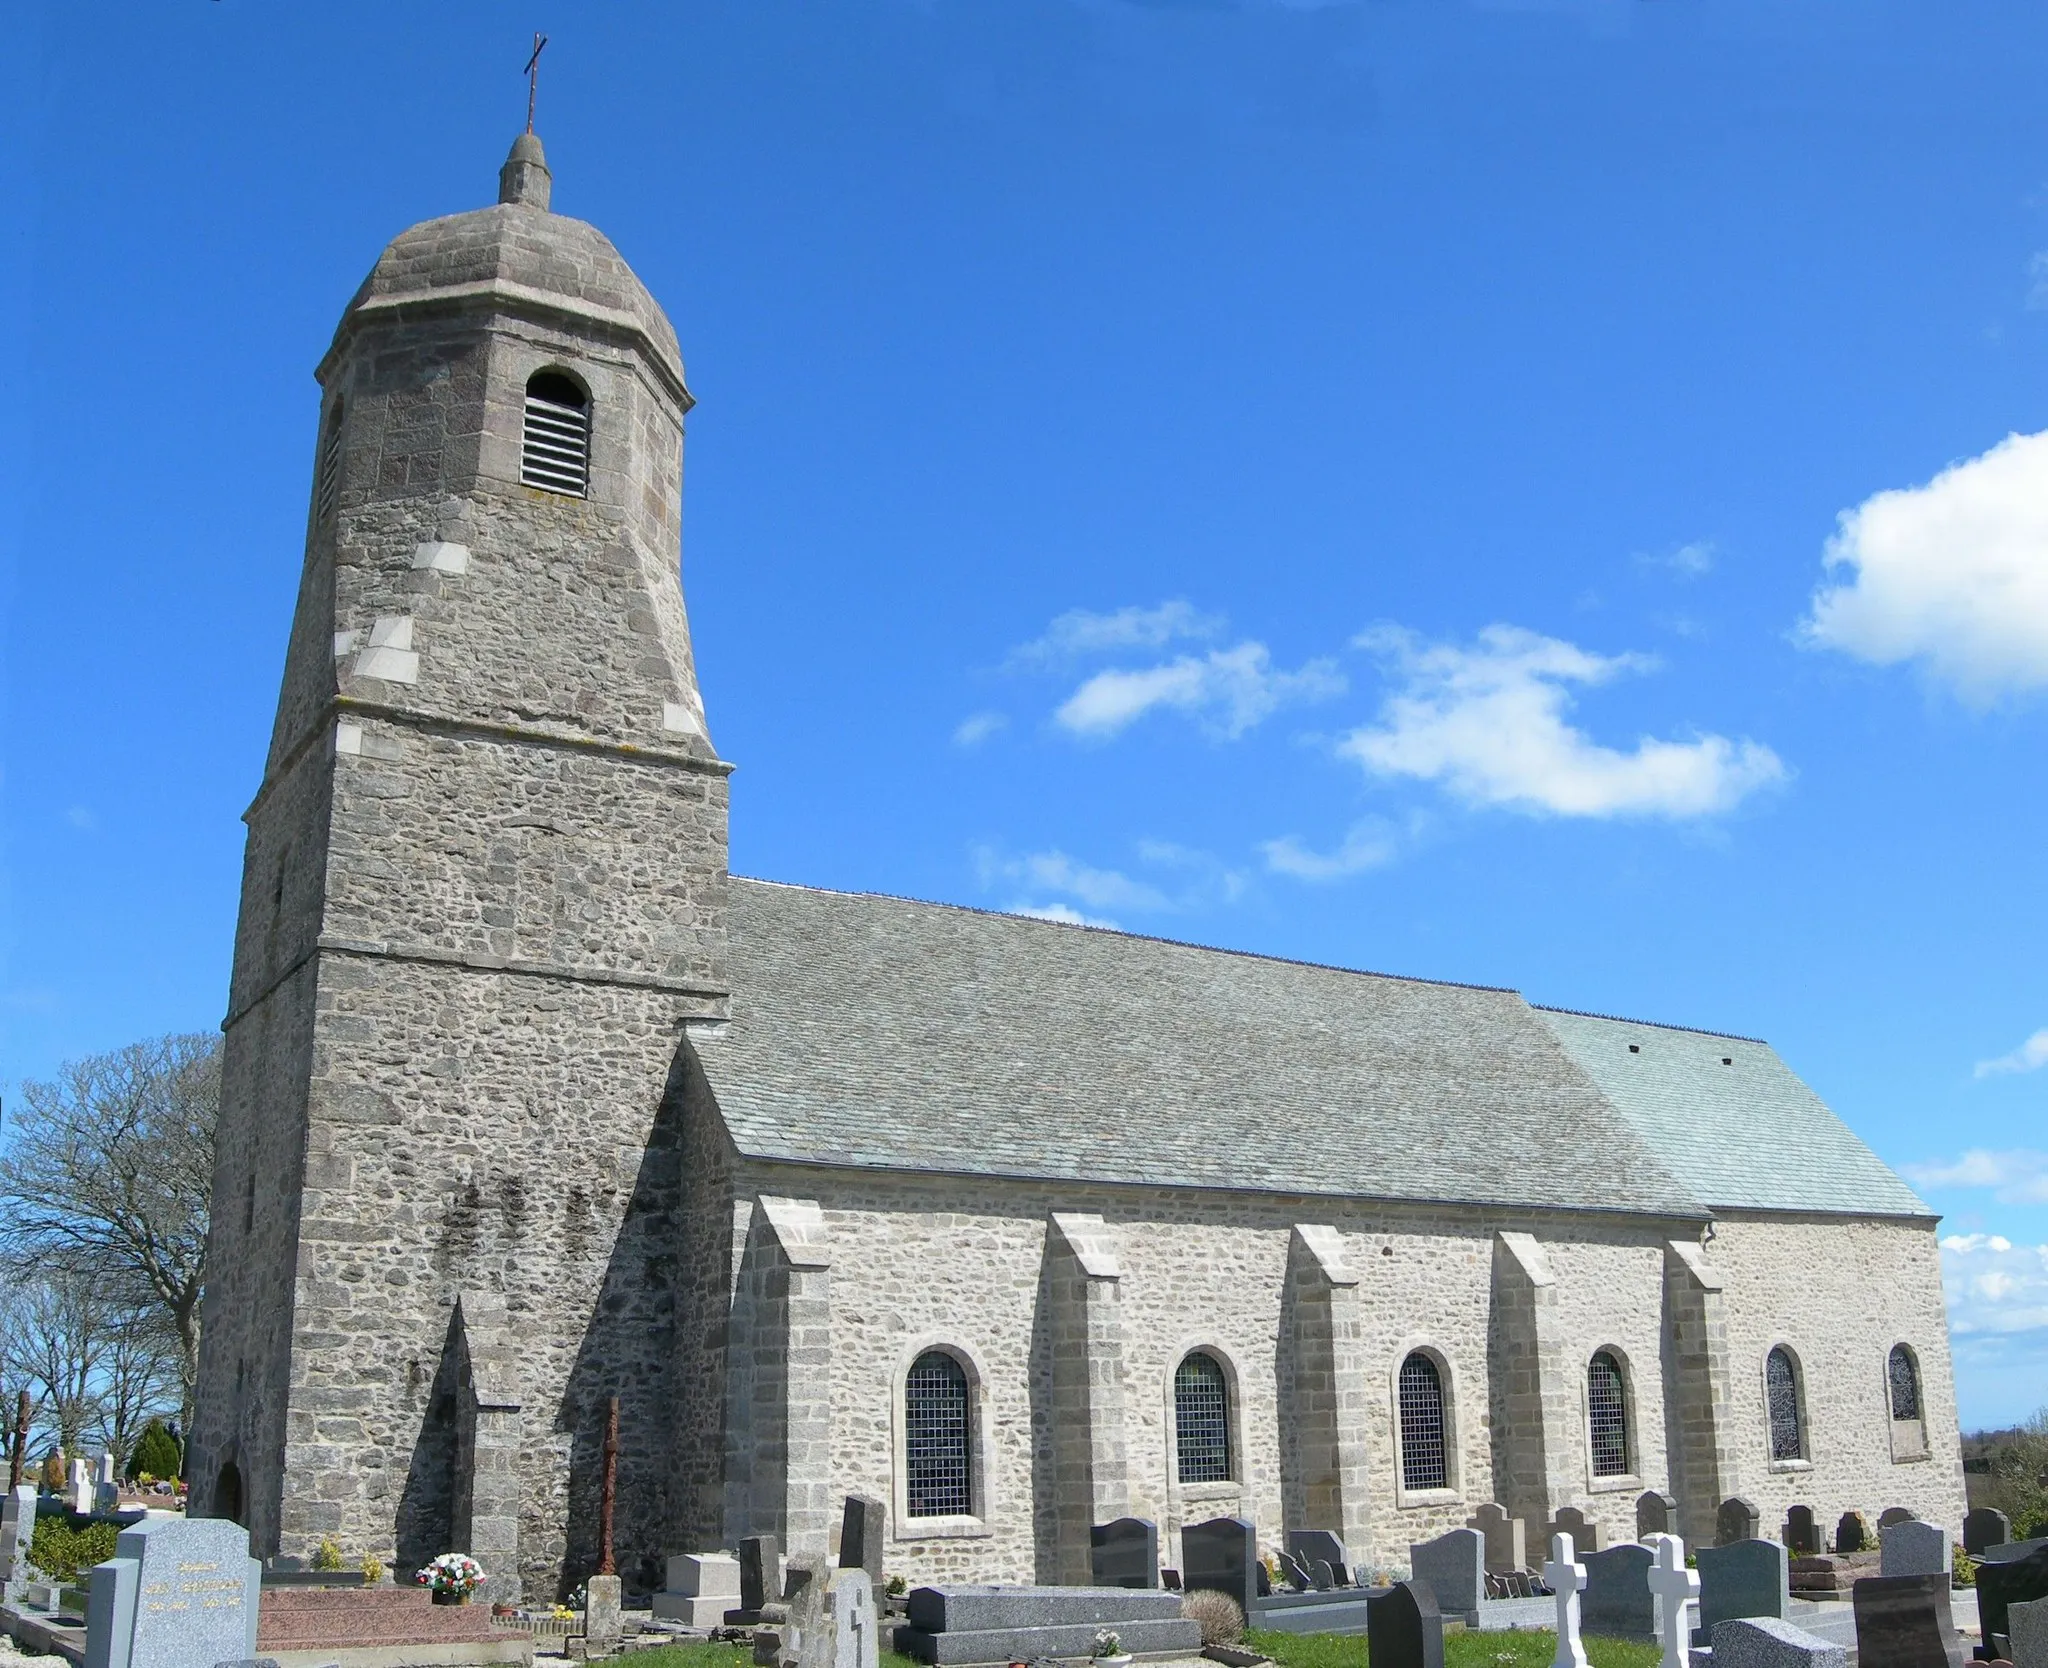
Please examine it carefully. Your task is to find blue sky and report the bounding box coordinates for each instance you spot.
[9,0,2048,1427]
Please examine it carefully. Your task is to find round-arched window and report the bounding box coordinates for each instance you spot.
[1766,1345,1804,1461]
[521,370,591,497]
[1888,1345,1920,1421]
[1398,1352,1448,1489]
[1174,1351,1232,1484]
[904,1350,971,1517]
[1589,1351,1629,1477]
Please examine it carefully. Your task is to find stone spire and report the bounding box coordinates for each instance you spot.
[498,131,552,209]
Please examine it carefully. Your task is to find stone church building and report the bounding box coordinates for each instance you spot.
[189,135,1967,1604]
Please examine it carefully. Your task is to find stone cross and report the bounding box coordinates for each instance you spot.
[1546,1533,1591,1668]
[523,32,548,134]
[1648,1535,1700,1668]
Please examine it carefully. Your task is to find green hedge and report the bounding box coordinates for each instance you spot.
[28,1516,120,1584]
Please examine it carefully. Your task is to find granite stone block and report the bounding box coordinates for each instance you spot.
[1709,1617,1848,1668]
[904,1586,1186,1632]
[2008,1596,2048,1668]
[891,1616,1203,1665]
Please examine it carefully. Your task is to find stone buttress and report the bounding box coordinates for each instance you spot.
[189,134,728,1600]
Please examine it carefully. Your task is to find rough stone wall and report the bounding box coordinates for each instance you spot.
[1708,1212,1966,1538]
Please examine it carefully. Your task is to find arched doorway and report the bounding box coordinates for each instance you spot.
[213,1460,245,1527]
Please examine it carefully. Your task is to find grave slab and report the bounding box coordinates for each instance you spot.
[890,1616,1201,1664]
[1470,1506,1526,1576]
[1836,1516,1869,1556]
[1710,1616,1849,1668]
[904,1587,1186,1632]
[1639,1494,1679,1542]
[829,1567,877,1668]
[0,1484,38,1599]
[839,1497,886,1585]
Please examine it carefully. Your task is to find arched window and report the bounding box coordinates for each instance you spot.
[1174,1352,1231,1484]
[1766,1346,1804,1461]
[904,1350,971,1517]
[1398,1351,1448,1489]
[521,370,590,497]
[1888,1345,1920,1421]
[315,399,344,521]
[1588,1351,1629,1477]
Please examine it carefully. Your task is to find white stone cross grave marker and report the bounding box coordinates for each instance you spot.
[1647,1534,1700,1668]
[1546,1532,1591,1668]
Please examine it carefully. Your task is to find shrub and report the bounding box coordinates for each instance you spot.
[1181,1588,1245,1647]
[29,1518,120,1584]
[313,1536,345,1572]
[129,1421,182,1484]
[38,1453,65,1493]
[1953,1545,1976,1589]
[362,1552,386,1585]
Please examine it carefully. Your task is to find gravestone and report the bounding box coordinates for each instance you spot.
[1852,1573,1965,1668]
[0,1484,37,1601]
[1648,1536,1700,1668]
[1183,1517,1258,1616]
[69,1457,92,1516]
[1967,1509,2015,1557]
[1695,1539,1790,1645]
[1090,1519,1159,1590]
[1409,1528,1483,1625]
[1879,1509,1915,1529]
[586,1574,623,1656]
[83,1515,260,1668]
[1710,1617,1849,1668]
[653,1552,742,1626]
[839,1495,886,1585]
[1310,1560,1336,1592]
[738,1534,784,1622]
[1836,1514,1869,1555]
[1470,1504,1526,1575]
[1977,1543,2048,1657]
[94,1455,119,1513]
[828,1567,877,1668]
[2008,1596,2048,1668]
[1785,1507,1819,1556]
[1880,1520,1951,1580]
[754,1557,826,1668]
[1288,1530,1348,1586]
[1719,1498,1762,1547]
[1551,1508,1604,1555]
[1276,1551,1311,1593]
[1637,1492,1678,1542]
[1545,1534,1592,1668]
[1367,1580,1444,1668]
[1582,1543,1656,1642]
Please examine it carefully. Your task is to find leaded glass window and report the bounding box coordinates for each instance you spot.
[1399,1352,1448,1489]
[1888,1345,1920,1421]
[905,1350,971,1517]
[1175,1352,1231,1484]
[1766,1346,1803,1461]
[1589,1351,1629,1477]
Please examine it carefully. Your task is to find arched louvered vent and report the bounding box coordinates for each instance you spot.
[521,370,590,497]
[314,400,344,521]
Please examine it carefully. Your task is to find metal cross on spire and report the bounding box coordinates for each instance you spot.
[524,32,549,133]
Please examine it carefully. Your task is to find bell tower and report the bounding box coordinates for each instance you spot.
[191,134,729,1599]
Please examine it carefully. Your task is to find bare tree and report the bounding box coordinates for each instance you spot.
[0,1033,218,1436]
[90,1306,183,1473]
[1,1272,112,1459]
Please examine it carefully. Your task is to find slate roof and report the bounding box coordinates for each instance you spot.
[700,879,1711,1217]
[1534,1007,1931,1219]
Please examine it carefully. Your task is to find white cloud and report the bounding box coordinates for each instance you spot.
[953,711,1008,747]
[1338,625,1787,818]
[1904,1149,2048,1205]
[2028,251,2048,310]
[1639,540,1716,579]
[1977,1029,2048,1078]
[1056,641,1345,740]
[1803,428,2048,702]
[1011,600,1222,665]
[975,847,1170,914]
[974,840,1244,919]
[1938,1234,2048,1338]
[1007,901,1119,929]
[1262,819,1398,881]
[64,805,97,832]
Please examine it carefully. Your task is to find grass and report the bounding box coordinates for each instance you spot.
[1246,1627,1665,1668]
[620,1644,925,1668]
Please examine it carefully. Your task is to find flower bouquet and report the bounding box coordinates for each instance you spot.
[417,1553,484,1604]
[1092,1629,1131,1667]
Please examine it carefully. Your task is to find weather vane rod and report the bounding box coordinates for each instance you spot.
[524,32,549,134]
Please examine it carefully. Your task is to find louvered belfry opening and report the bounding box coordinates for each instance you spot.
[1399,1351,1448,1488]
[1588,1351,1629,1476]
[521,370,590,496]
[1174,1352,1231,1484]
[1766,1346,1804,1460]
[904,1350,971,1517]
[315,400,344,521]
[1888,1345,1920,1420]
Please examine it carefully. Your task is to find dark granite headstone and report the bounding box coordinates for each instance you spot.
[1637,1491,1678,1541]
[1719,1497,1763,1547]
[1784,1506,1819,1556]
[1310,1560,1335,1592]
[1277,1552,1312,1593]
[1183,1516,1258,1617]
[1976,1542,2048,1654]
[1837,1513,1869,1555]
[1852,1573,1966,1668]
[1582,1543,1656,1642]
[1696,1539,1790,1645]
[1161,1569,1182,1592]
[1879,1509,1915,1530]
[1367,1580,1444,1668]
[1090,1518,1159,1590]
[1289,1530,1347,1578]
[740,1534,782,1616]
[841,1495,887,1583]
[1967,1510,2015,1556]
[1550,1508,1604,1554]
